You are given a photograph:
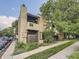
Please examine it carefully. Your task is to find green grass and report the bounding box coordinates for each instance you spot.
[69,51,79,59]
[13,41,57,55]
[25,40,76,59]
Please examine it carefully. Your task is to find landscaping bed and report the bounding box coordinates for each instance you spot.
[13,42,40,55]
[13,41,59,55]
[25,40,76,59]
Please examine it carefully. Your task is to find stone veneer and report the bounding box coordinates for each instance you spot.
[18,4,44,44]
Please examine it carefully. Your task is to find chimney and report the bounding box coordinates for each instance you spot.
[18,4,27,43]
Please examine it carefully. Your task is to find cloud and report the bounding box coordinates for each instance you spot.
[0,16,17,30]
[11,8,15,11]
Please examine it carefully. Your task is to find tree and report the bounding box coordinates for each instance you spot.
[12,20,18,34]
[12,20,18,28]
[0,20,18,37]
[40,0,79,40]
[1,27,14,37]
[0,31,3,37]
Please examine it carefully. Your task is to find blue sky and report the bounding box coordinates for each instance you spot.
[0,0,47,17]
[0,0,48,30]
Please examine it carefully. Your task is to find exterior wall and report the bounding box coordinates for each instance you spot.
[37,17,44,44]
[27,17,44,31]
[58,32,64,41]
[18,4,44,44]
[27,17,44,43]
[38,17,44,32]
[27,22,39,30]
[18,5,27,43]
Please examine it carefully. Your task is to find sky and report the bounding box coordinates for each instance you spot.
[0,0,47,30]
[0,16,17,30]
[0,0,47,17]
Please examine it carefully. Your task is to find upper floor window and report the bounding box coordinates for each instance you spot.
[27,13,38,24]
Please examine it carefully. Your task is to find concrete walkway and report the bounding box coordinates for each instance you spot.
[13,41,69,59]
[1,41,16,59]
[48,41,79,59]
[1,41,70,59]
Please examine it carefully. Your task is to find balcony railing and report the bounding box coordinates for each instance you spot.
[27,22,39,30]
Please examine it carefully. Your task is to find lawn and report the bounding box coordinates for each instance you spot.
[69,51,79,59]
[25,40,76,59]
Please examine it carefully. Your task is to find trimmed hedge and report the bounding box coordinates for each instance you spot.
[25,40,76,59]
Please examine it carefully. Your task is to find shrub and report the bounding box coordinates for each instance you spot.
[25,40,76,59]
[43,30,54,43]
[26,42,39,51]
[44,36,53,43]
[13,41,39,55]
[15,42,26,49]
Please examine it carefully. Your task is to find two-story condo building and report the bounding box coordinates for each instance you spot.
[18,4,44,44]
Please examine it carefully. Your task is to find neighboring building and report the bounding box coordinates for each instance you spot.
[18,4,44,44]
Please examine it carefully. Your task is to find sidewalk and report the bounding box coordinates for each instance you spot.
[1,40,70,59]
[1,41,16,59]
[13,41,69,59]
[48,41,79,59]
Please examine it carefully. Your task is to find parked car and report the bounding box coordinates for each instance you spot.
[0,38,8,50]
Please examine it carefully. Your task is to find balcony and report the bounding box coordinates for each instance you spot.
[27,22,39,30]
